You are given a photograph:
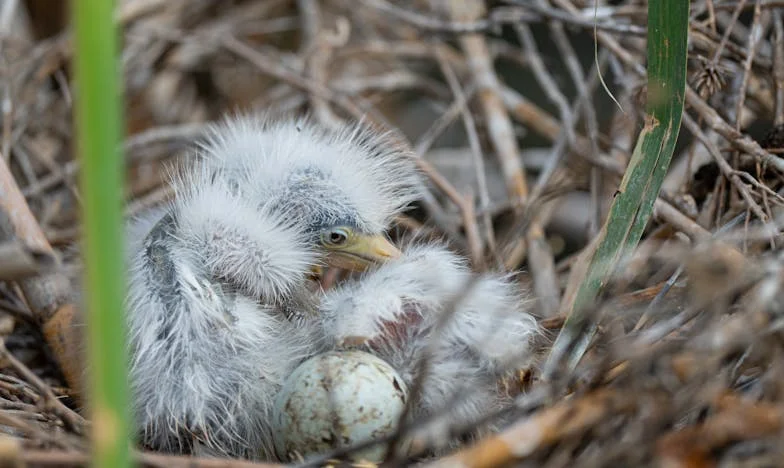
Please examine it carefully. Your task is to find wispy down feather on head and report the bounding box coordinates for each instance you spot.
[194,114,423,236]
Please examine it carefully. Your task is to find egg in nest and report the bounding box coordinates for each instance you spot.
[272,350,409,462]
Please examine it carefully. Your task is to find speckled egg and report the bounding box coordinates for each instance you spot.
[272,350,408,462]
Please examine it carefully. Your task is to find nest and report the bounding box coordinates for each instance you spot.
[0,0,783,466]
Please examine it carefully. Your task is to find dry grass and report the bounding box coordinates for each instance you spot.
[0,0,783,466]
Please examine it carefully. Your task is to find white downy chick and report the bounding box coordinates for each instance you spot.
[124,115,420,459]
[318,243,540,452]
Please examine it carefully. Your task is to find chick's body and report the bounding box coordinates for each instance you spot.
[319,244,539,449]
[126,189,322,459]
[125,116,419,459]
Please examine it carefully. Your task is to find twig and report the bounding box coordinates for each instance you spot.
[460,191,484,270]
[0,152,82,399]
[23,122,207,199]
[221,36,368,122]
[451,0,528,202]
[0,340,85,433]
[709,0,750,68]
[656,394,784,467]
[358,0,492,33]
[434,48,493,267]
[125,184,175,219]
[526,220,560,317]
[124,122,208,159]
[297,0,347,129]
[683,115,770,222]
[426,389,650,468]
[0,241,55,282]
[517,2,646,36]
[543,4,604,235]
[774,10,784,124]
[652,198,712,242]
[732,0,765,132]
[514,23,575,147]
[500,86,626,175]
[687,88,784,172]
[333,70,447,97]
[551,0,646,76]
[414,85,477,156]
[0,411,79,450]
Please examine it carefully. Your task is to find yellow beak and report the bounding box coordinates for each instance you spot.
[325,234,402,272]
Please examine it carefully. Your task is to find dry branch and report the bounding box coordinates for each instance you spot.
[0,155,83,400]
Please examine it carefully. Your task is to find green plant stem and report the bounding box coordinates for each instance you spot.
[72,1,132,467]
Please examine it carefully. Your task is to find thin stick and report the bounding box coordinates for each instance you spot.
[298,0,347,129]
[0,148,82,400]
[452,0,529,202]
[0,340,85,433]
[773,10,784,125]
[435,48,494,267]
[426,389,646,468]
[682,114,769,222]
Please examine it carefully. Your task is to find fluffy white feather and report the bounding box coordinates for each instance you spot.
[195,114,421,234]
[174,163,317,302]
[125,205,324,458]
[318,243,540,450]
[124,114,420,459]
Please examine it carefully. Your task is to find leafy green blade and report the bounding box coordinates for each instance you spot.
[72,0,133,466]
[545,0,689,374]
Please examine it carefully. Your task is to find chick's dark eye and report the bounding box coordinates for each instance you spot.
[323,228,350,246]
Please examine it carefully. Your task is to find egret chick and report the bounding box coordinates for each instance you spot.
[318,243,539,451]
[125,115,420,459]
